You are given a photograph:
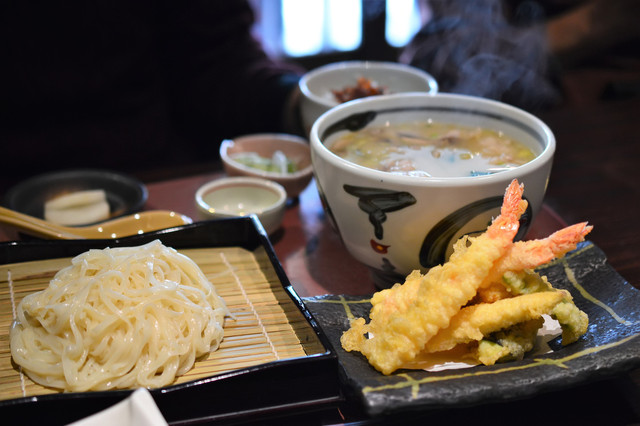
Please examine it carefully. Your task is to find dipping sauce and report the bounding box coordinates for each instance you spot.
[202,186,280,215]
[329,121,536,177]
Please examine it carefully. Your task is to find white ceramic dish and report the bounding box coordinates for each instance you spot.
[299,61,438,134]
[195,177,287,235]
[310,92,555,287]
[220,133,313,198]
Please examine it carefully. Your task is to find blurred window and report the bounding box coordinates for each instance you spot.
[251,0,421,58]
[385,0,422,48]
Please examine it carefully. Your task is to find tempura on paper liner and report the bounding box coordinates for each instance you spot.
[341,179,591,375]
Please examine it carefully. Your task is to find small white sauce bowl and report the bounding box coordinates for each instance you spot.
[195,177,287,235]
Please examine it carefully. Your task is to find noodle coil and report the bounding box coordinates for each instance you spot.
[10,240,228,392]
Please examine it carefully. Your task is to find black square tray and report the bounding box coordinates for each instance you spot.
[0,217,340,425]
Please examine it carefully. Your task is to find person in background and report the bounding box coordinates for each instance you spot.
[400,0,640,112]
[0,1,304,192]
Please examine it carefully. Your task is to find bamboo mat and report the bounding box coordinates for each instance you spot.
[0,246,325,401]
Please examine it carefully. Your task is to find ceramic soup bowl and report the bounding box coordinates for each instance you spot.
[310,92,555,287]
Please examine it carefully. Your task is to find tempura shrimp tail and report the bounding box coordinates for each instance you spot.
[490,222,593,281]
[486,179,527,240]
[341,179,527,375]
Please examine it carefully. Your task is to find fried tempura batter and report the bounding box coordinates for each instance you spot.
[341,179,591,375]
[475,318,544,365]
[424,290,568,353]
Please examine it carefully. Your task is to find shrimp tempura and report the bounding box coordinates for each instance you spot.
[341,180,527,375]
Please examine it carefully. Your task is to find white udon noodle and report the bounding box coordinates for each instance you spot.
[10,240,228,392]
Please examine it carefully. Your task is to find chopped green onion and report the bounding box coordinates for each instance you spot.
[231,150,297,174]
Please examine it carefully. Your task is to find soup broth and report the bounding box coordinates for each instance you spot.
[329,121,536,177]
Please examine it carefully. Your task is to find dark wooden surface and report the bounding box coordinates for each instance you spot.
[539,96,640,291]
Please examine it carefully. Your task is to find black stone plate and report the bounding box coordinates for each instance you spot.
[304,241,640,417]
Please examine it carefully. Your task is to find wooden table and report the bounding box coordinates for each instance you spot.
[1,96,639,424]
